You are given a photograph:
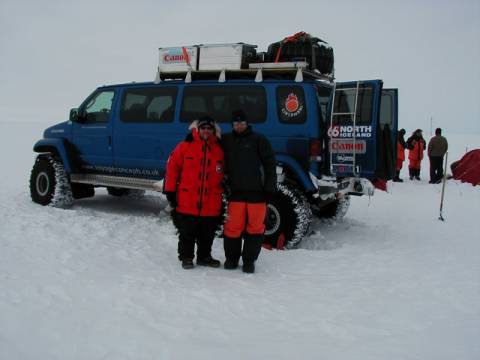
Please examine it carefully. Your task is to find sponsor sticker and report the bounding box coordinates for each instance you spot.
[328,125,372,138]
[330,140,367,154]
[281,93,304,118]
[162,48,195,64]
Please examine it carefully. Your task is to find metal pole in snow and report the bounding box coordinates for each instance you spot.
[439,151,448,221]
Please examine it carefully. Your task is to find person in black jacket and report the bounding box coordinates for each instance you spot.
[221,110,277,273]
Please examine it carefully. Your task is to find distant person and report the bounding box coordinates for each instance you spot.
[163,116,224,269]
[407,129,426,180]
[221,110,277,274]
[394,128,407,182]
[428,128,448,184]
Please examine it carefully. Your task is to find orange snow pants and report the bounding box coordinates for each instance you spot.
[224,202,266,238]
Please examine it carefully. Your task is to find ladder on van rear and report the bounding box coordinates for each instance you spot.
[329,81,361,176]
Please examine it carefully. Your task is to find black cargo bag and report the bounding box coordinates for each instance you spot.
[266,32,334,76]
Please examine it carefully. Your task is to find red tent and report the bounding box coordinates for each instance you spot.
[451,149,480,186]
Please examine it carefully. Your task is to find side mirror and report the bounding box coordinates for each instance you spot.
[69,108,78,122]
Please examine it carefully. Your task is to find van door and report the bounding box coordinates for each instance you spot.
[376,88,398,181]
[72,89,115,171]
[328,80,383,179]
[113,86,180,180]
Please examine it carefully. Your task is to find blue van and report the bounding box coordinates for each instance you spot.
[30,68,397,248]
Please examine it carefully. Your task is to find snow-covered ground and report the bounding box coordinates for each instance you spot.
[1,121,479,360]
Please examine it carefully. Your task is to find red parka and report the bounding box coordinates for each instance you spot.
[164,129,224,217]
[407,137,425,161]
[397,141,405,162]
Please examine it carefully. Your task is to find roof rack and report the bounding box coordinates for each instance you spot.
[153,61,334,84]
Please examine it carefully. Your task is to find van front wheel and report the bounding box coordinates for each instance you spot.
[29,155,73,207]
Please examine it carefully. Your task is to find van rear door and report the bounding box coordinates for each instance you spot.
[376,88,398,181]
[328,80,385,180]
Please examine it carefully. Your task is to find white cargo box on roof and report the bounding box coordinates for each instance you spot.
[198,43,257,71]
[158,46,198,72]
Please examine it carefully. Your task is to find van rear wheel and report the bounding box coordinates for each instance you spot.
[264,184,312,249]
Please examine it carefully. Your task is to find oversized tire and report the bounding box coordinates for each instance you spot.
[107,187,145,198]
[29,155,73,207]
[264,184,312,249]
[315,195,350,219]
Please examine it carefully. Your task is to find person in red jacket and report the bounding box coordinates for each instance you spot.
[406,129,426,180]
[163,116,224,269]
[394,128,407,182]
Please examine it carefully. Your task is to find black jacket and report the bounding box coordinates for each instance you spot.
[221,126,277,202]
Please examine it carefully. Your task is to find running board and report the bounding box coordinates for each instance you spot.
[70,174,163,191]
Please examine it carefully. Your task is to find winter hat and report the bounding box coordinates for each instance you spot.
[231,109,247,123]
[197,116,215,128]
[399,128,406,135]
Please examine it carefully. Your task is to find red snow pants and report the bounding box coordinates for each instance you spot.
[224,202,266,237]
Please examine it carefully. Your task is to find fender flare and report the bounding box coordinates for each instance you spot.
[275,154,316,192]
[33,138,74,173]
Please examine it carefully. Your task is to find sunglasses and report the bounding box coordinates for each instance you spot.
[199,125,213,130]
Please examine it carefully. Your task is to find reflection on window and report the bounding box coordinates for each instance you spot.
[316,85,332,123]
[379,93,393,129]
[180,86,266,123]
[84,91,115,123]
[332,85,373,125]
[120,87,177,123]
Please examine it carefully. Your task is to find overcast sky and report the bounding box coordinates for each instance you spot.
[1,0,479,135]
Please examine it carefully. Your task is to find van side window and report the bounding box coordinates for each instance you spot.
[120,87,177,123]
[180,86,266,123]
[83,90,115,123]
[276,86,307,124]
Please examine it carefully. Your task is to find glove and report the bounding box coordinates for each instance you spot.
[164,191,177,208]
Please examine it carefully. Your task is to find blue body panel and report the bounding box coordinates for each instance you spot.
[34,78,393,192]
[33,137,74,173]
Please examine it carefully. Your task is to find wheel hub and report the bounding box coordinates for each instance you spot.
[36,171,50,196]
[265,204,281,235]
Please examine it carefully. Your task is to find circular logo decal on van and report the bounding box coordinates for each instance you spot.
[281,93,304,118]
[285,93,300,113]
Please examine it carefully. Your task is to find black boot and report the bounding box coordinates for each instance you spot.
[224,236,241,269]
[242,234,264,273]
[197,256,221,268]
[409,168,414,180]
[393,170,403,182]
[414,169,421,180]
[242,262,255,273]
[181,258,194,269]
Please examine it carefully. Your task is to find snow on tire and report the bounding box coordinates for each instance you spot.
[29,155,73,207]
[315,196,350,220]
[264,184,312,249]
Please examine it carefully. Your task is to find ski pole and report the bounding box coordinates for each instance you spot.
[439,151,448,221]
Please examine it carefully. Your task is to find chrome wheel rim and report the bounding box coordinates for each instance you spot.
[36,171,50,196]
[265,204,281,235]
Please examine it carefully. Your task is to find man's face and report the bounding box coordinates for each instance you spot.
[233,120,247,134]
[199,125,214,140]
